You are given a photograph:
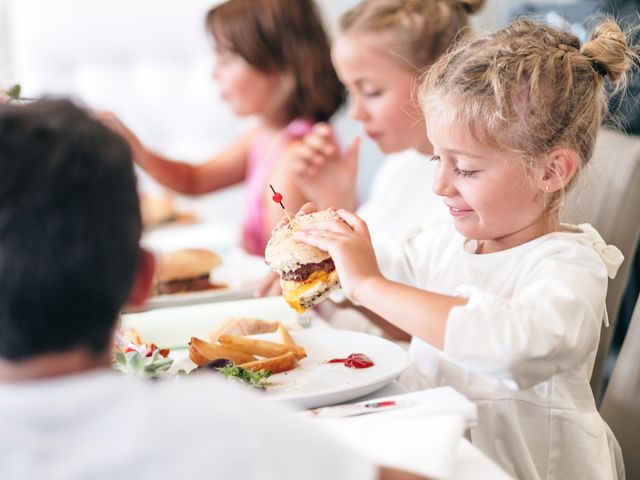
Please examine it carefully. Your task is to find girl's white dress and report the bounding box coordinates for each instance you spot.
[374,223,625,480]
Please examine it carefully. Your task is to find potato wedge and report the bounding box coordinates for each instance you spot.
[189,337,257,366]
[218,334,306,360]
[240,351,297,374]
[188,347,211,367]
[278,324,307,360]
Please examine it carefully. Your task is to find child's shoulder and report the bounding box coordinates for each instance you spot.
[531,223,623,278]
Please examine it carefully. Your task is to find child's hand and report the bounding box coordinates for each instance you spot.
[255,271,281,297]
[272,201,319,232]
[293,209,381,302]
[292,123,359,211]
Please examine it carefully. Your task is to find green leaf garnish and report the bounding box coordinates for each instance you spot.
[114,349,173,380]
[217,365,272,388]
[3,84,36,103]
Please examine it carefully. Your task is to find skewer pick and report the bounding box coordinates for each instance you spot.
[269,184,293,223]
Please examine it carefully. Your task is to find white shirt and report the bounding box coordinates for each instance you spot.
[322,149,450,322]
[374,224,625,480]
[0,370,376,480]
[358,149,450,236]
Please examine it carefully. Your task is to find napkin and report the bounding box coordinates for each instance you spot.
[311,387,476,479]
[352,387,477,426]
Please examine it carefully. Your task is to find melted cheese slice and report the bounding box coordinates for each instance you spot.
[281,270,333,313]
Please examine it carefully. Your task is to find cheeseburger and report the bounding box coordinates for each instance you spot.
[155,248,222,295]
[265,210,340,312]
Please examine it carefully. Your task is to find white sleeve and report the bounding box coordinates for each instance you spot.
[443,249,608,390]
[371,228,423,287]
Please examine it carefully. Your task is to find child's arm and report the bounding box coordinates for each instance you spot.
[262,140,312,247]
[295,209,466,349]
[100,112,253,195]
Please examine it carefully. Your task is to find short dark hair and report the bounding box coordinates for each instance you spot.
[0,99,141,361]
[206,0,345,126]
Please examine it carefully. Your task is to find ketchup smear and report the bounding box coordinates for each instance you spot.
[328,353,374,369]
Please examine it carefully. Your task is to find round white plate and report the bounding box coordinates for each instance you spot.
[258,330,408,409]
[138,249,270,311]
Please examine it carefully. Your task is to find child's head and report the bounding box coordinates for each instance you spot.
[0,100,143,361]
[334,0,484,154]
[420,19,635,231]
[206,0,345,127]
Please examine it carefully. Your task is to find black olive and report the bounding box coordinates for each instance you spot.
[202,358,233,370]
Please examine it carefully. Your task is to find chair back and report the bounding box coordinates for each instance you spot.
[600,293,640,479]
[562,129,640,401]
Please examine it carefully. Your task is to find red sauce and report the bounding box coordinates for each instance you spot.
[328,353,374,369]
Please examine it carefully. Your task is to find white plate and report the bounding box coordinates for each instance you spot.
[121,299,408,408]
[171,330,408,409]
[121,296,300,349]
[261,330,408,408]
[138,249,270,311]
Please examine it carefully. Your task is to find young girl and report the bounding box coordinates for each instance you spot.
[104,0,344,255]
[292,0,483,236]
[258,0,483,331]
[293,18,634,480]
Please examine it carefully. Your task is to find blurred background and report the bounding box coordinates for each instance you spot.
[0,0,581,206]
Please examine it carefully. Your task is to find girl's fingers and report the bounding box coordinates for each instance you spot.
[302,219,352,235]
[273,203,316,232]
[255,272,280,297]
[311,153,327,166]
[312,122,333,137]
[293,230,344,251]
[296,202,317,217]
[295,143,316,164]
[305,165,319,176]
[336,209,368,233]
[304,131,331,151]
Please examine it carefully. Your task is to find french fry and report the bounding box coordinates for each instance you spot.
[189,337,257,366]
[278,324,307,360]
[240,351,297,374]
[218,334,306,359]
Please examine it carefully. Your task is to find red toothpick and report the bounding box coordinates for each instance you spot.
[270,184,293,223]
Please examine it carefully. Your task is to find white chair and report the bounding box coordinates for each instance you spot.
[600,293,640,479]
[562,128,640,401]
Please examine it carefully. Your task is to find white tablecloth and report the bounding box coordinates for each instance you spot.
[323,382,512,480]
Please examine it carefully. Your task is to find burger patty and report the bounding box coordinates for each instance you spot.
[281,258,335,282]
[158,274,223,295]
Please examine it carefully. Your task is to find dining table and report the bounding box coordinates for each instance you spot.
[131,192,514,480]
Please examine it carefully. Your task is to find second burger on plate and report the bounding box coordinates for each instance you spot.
[155,248,223,295]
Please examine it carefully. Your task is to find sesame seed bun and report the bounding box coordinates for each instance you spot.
[156,248,221,283]
[265,210,340,274]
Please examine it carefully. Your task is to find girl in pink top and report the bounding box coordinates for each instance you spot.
[103,0,344,255]
[243,118,314,254]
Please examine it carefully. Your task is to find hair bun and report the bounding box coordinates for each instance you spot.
[457,0,485,14]
[581,20,634,84]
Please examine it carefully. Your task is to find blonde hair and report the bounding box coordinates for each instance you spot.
[421,18,637,212]
[340,0,485,71]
